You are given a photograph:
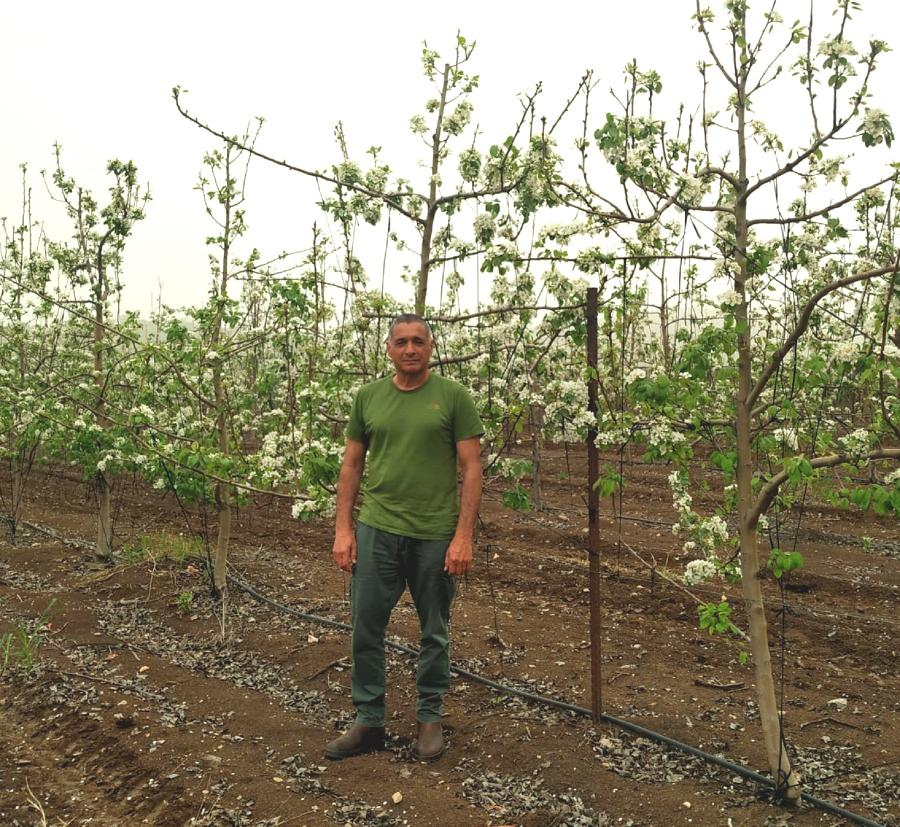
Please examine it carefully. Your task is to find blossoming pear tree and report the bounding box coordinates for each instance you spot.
[174,35,560,319]
[45,148,149,561]
[540,0,899,799]
[0,167,61,538]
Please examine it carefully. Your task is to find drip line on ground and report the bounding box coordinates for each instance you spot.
[226,570,887,827]
[9,515,890,826]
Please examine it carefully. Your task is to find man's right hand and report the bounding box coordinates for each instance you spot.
[333,529,357,573]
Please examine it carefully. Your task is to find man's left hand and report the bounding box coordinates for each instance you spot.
[444,536,473,576]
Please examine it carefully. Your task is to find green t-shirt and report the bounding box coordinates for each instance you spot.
[346,373,484,540]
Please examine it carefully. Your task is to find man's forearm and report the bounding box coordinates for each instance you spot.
[335,463,363,533]
[454,465,482,538]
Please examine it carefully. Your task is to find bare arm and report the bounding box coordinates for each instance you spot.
[333,438,367,572]
[444,437,483,575]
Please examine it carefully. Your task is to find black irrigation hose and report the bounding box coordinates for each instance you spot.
[227,571,887,827]
[8,516,884,827]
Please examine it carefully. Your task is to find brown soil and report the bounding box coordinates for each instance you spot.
[0,450,897,827]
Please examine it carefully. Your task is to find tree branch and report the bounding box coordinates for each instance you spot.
[428,303,584,323]
[751,447,900,525]
[695,0,739,90]
[748,261,900,408]
[0,270,216,409]
[748,174,899,227]
[698,165,740,191]
[173,88,425,226]
[743,117,851,200]
[432,83,541,210]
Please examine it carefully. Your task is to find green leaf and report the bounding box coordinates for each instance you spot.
[502,484,530,511]
[767,548,804,579]
[851,487,872,511]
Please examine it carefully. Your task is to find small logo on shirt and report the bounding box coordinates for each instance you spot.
[427,403,441,411]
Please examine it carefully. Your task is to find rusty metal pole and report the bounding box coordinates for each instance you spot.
[586,287,602,722]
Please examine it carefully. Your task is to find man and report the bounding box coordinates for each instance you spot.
[325,313,483,762]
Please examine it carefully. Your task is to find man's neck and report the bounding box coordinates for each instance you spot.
[392,369,430,391]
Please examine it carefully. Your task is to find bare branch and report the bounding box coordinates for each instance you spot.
[173,88,425,226]
[548,71,592,136]
[362,304,584,326]
[748,173,899,227]
[695,0,739,90]
[698,165,740,190]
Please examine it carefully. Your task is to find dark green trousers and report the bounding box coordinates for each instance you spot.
[351,522,456,726]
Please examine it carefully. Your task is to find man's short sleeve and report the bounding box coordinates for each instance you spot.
[452,386,484,442]
[346,389,367,444]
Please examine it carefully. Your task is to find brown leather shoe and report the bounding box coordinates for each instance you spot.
[415,721,444,760]
[324,724,385,760]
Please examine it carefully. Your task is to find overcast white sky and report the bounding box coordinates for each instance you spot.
[3,0,899,314]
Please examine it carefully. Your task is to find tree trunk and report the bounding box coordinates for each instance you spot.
[213,479,231,595]
[210,316,232,595]
[10,453,23,540]
[211,364,231,595]
[735,386,800,795]
[211,147,233,597]
[530,402,543,510]
[733,36,801,797]
[415,64,450,315]
[93,253,113,561]
[659,294,672,370]
[96,471,113,560]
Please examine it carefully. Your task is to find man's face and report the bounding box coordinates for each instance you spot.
[386,321,434,378]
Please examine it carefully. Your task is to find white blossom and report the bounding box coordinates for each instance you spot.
[647,421,687,456]
[840,428,871,458]
[705,515,728,543]
[668,471,693,514]
[291,499,318,519]
[473,213,496,244]
[443,101,473,136]
[683,558,719,586]
[490,239,519,258]
[537,222,583,244]
[832,341,859,363]
[719,289,741,307]
[772,428,799,451]
[596,427,630,448]
[862,107,888,135]
[625,367,646,384]
[676,174,707,207]
[817,37,857,60]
